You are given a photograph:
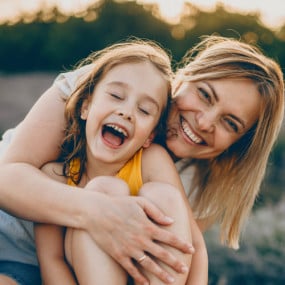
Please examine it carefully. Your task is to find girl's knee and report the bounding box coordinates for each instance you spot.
[85,176,129,196]
[139,182,185,212]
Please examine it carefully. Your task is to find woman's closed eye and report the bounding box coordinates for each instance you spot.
[223,117,239,133]
[198,87,212,104]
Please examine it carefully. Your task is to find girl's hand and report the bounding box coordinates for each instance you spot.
[83,189,194,285]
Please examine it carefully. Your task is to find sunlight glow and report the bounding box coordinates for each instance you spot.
[139,0,285,28]
[188,0,285,28]
[0,0,284,28]
[138,0,185,24]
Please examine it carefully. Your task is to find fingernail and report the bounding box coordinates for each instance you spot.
[188,245,195,252]
[164,216,174,223]
[181,265,188,273]
[167,276,175,283]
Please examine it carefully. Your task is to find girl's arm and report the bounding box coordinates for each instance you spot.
[0,83,192,285]
[142,144,208,285]
[34,162,77,285]
[35,223,77,285]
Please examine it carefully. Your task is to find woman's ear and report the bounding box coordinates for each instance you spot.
[81,99,90,120]
[142,132,155,148]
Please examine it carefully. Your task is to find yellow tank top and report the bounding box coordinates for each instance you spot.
[67,148,143,196]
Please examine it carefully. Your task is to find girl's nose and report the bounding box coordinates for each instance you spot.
[117,108,134,121]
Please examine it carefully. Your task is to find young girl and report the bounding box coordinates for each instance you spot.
[34,40,208,285]
[0,36,283,285]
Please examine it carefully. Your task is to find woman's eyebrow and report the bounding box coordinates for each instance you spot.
[204,81,219,102]
[205,81,246,129]
[229,114,246,130]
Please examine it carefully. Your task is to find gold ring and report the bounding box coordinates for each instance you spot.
[137,254,147,263]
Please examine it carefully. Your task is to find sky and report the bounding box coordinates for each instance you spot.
[146,0,285,28]
[0,0,284,29]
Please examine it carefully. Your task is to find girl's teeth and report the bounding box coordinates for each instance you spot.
[107,124,128,137]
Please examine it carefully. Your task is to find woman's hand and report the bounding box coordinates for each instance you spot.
[82,185,193,284]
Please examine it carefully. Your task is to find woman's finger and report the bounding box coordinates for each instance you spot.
[143,241,190,274]
[135,254,176,284]
[119,257,149,285]
[136,197,194,254]
[125,251,178,284]
[152,225,194,254]
[135,196,174,225]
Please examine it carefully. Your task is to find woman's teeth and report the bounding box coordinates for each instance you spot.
[181,119,202,144]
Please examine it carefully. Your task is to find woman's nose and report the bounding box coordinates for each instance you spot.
[196,111,215,132]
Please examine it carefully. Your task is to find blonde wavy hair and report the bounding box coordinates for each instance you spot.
[173,36,284,249]
[61,38,173,183]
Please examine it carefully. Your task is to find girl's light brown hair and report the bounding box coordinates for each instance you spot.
[61,38,173,183]
[174,35,284,248]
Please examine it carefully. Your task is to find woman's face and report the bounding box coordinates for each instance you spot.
[166,78,261,159]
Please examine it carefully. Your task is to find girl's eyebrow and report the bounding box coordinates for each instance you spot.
[204,81,246,130]
[106,81,161,110]
[106,81,126,88]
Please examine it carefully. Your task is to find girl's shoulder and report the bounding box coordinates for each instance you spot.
[141,143,170,163]
[141,144,179,184]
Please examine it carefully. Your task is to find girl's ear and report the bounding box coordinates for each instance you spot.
[142,132,155,148]
[81,99,90,120]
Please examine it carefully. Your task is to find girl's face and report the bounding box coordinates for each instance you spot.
[81,61,168,168]
[166,78,261,159]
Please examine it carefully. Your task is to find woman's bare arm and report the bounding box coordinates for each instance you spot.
[0,83,69,218]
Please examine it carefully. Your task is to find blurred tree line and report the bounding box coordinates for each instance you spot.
[0,1,284,283]
[0,0,285,73]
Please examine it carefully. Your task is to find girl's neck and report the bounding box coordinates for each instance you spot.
[84,157,126,180]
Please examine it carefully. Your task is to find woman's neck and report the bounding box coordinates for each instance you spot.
[165,146,180,163]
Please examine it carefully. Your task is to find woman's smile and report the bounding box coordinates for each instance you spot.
[180,116,204,144]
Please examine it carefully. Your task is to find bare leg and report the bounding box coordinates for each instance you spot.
[65,177,130,285]
[0,276,18,285]
[137,182,192,285]
[65,229,127,284]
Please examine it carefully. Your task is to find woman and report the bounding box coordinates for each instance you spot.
[0,36,284,285]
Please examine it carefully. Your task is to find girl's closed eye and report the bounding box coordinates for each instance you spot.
[138,102,157,116]
[139,107,150,115]
[109,93,123,100]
